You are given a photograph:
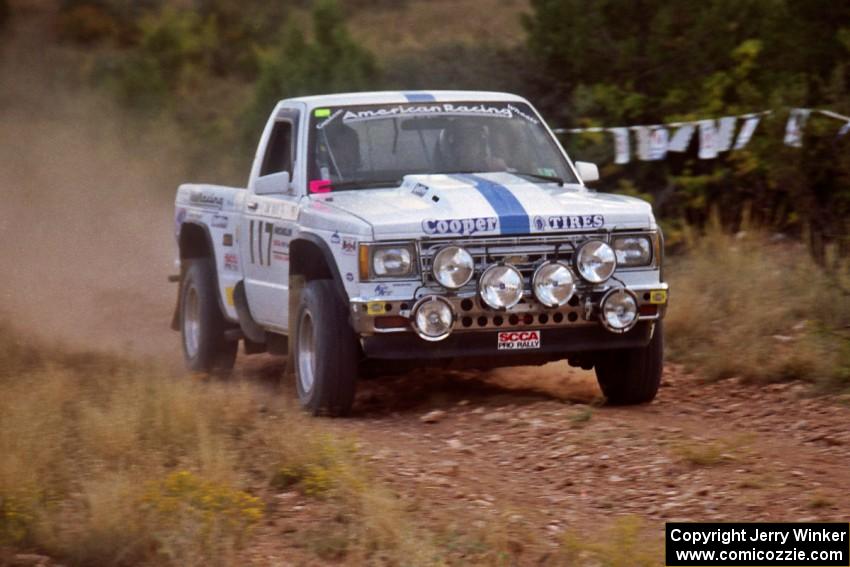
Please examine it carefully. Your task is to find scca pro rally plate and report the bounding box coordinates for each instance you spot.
[497,330,541,350]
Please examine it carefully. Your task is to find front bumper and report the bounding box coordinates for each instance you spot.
[361,321,655,363]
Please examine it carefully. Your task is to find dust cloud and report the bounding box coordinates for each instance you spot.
[0,18,184,360]
[0,9,598,400]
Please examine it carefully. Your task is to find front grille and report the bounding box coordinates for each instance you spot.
[418,234,602,290]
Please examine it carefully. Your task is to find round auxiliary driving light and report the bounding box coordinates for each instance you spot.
[600,288,639,333]
[576,240,617,283]
[479,264,524,310]
[412,296,455,341]
[532,262,576,307]
[432,246,475,289]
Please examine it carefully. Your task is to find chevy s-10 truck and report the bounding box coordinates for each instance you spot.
[172,91,669,416]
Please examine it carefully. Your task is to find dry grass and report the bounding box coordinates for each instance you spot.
[665,221,850,389]
[0,321,440,566]
[557,516,662,566]
[668,435,753,467]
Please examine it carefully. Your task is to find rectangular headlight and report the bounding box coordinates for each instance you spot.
[359,243,417,280]
[612,235,652,267]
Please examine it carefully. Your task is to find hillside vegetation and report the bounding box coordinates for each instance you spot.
[0,325,439,566]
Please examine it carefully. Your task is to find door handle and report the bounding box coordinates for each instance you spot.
[247,201,259,210]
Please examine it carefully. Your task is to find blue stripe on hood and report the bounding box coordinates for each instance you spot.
[403,92,436,102]
[450,174,530,235]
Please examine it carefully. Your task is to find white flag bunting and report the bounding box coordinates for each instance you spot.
[552,108,850,163]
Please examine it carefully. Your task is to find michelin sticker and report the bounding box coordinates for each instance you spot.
[532,215,605,232]
[423,217,498,236]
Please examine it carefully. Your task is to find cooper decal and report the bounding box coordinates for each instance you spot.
[422,217,498,236]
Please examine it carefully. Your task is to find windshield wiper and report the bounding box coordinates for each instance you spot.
[512,172,565,186]
[324,180,400,191]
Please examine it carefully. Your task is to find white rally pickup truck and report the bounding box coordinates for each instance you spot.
[172,91,669,416]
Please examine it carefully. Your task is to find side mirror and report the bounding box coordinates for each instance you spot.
[575,161,599,183]
[254,170,291,195]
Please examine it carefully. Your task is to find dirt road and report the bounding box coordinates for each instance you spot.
[231,354,850,563]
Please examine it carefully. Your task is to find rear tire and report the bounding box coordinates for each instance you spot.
[594,321,664,405]
[180,258,237,375]
[294,279,358,416]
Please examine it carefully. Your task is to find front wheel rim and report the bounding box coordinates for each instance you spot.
[297,310,316,395]
[183,285,201,358]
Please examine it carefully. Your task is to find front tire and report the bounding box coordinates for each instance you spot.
[294,279,359,416]
[594,321,664,405]
[180,259,237,375]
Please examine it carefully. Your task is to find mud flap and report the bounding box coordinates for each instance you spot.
[233,281,266,344]
[284,275,304,379]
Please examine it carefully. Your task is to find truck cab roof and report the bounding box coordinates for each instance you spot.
[281,90,529,109]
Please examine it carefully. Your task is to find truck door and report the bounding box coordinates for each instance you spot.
[240,112,300,331]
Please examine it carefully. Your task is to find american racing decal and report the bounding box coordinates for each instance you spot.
[532,214,605,231]
[497,331,541,350]
[342,103,515,124]
[506,104,540,125]
[422,217,498,236]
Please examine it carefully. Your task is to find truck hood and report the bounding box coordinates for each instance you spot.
[313,172,654,240]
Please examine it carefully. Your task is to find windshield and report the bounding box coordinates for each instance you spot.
[307,101,578,191]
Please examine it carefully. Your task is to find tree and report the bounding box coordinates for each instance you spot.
[523,0,850,258]
[243,0,377,145]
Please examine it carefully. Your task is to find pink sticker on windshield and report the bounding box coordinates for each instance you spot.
[309,179,332,193]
